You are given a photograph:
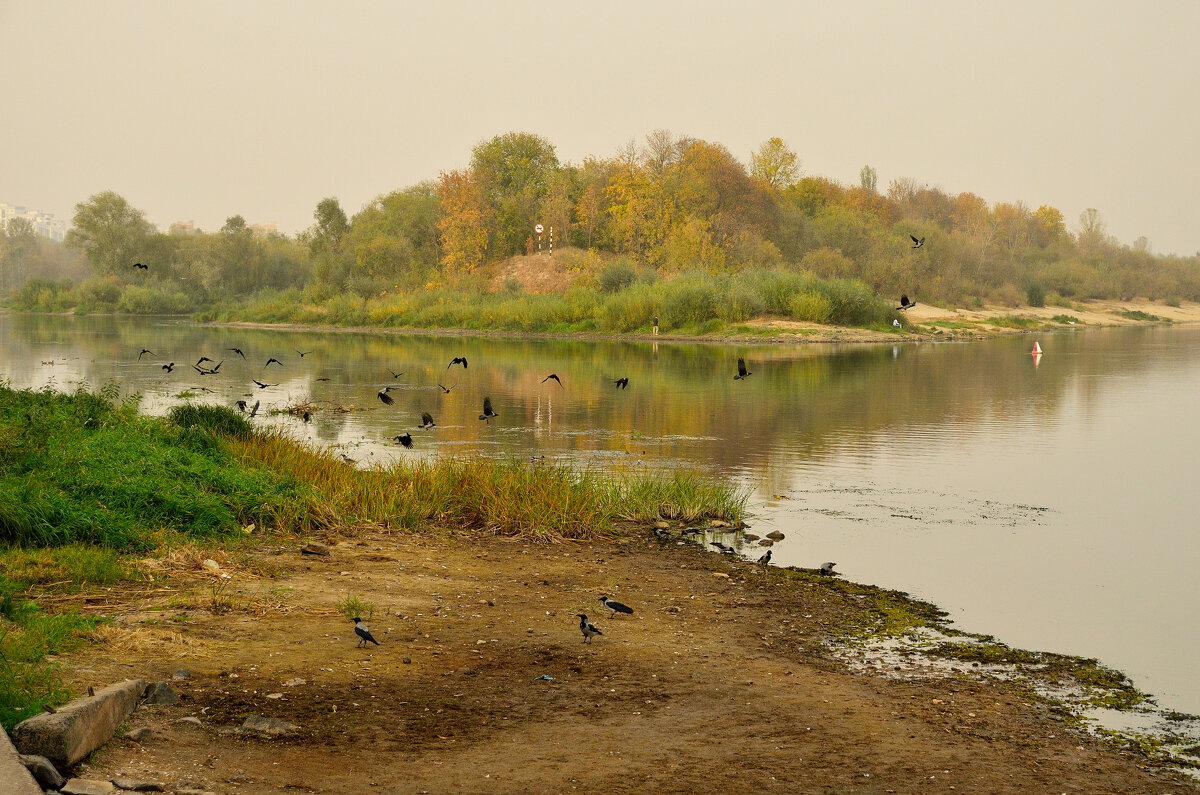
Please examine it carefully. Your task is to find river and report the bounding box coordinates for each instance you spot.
[2,313,1197,714]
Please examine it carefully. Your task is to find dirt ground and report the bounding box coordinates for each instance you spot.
[60,531,1194,794]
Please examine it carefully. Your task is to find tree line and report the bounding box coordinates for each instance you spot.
[5,130,1199,315]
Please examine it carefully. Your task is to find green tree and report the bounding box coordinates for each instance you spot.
[307,198,352,287]
[64,191,154,276]
[470,132,560,257]
[859,165,878,194]
[749,137,800,191]
[0,218,37,292]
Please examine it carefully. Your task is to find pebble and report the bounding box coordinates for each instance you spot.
[765,531,785,541]
[172,669,192,680]
[61,779,115,795]
[111,777,165,792]
[175,716,203,727]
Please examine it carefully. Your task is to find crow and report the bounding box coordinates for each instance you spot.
[249,400,260,417]
[302,411,312,423]
[542,373,563,387]
[208,360,223,373]
[758,549,773,565]
[162,362,175,373]
[910,235,925,249]
[577,614,602,643]
[251,379,277,389]
[448,357,468,369]
[264,358,283,368]
[196,357,214,367]
[138,348,155,361]
[133,262,148,270]
[315,377,332,382]
[296,350,312,358]
[613,377,629,390]
[389,370,405,379]
[235,400,248,413]
[353,618,380,647]
[897,295,917,311]
[378,386,397,405]
[393,432,413,448]
[227,347,246,359]
[437,383,455,394]
[599,596,633,619]
[478,396,498,422]
[418,412,436,429]
[819,561,838,576]
[734,358,752,380]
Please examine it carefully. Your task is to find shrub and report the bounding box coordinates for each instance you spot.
[789,291,833,323]
[598,260,637,293]
[1026,281,1046,307]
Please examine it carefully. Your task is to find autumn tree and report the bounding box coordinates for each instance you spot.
[749,137,800,191]
[437,169,490,273]
[470,132,559,257]
[859,165,878,194]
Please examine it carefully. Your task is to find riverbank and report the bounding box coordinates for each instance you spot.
[204,297,1200,346]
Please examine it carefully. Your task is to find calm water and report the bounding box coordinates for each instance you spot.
[3,314,1198,713]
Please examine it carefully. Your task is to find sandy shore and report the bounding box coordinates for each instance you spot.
[64,531,1195,793]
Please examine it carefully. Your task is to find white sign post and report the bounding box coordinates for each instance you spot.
[535,223,544,254]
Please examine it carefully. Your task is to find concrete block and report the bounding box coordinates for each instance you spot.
[0,725,41,795]
[11,679,145,769]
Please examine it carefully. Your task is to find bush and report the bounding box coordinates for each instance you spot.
[789,291,833,323]
[116,284,191,314]
[1026,281,1046,307]
[598,260,637,293]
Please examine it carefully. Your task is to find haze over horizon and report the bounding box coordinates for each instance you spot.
[3,1,1198,255]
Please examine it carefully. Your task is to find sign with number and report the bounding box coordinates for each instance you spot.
[534,224,544,234]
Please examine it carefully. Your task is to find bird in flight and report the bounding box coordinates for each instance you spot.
[389,370,405,379]
[227,347,246,359]
[437,383,455,394]
[577,614,602,643]
[264,358,283,368]
[613,377,629,390]
[378,386,397,405]
[393,432,413,448]
[734,358,752,380]
[758,549,772,565]
[910,235,925,249]
[133,262,148,270]
[302,411,312,423]
[162,362,175,373]
[315,377,332,382]
[897,295,917,311]
[478,396,498,423]
[193,360,221,375]
[249,400,260,417]
[196,356,214,367]
[138,348,155,361]
[296,350,312,358]
[418,412,436,429]
[251,379,277,389]
[353,617,380,647]
[235,400,247,412]
[448,357,468,369]
[599,596,633,619]
[542,373,563,388]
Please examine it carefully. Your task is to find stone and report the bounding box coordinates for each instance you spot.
[742,533,761,541]
[174,789,217,795]
[653,520,670,530]
[11,679,145,769]
[111,778,163,792]
[402,657,412,664]
[200,559,220,572]
[300,542,330,556]
[765,531,785,541]
[709,519,731,528]
[142,682,179,706]
[171,669,192,681]
[1,726,42,795]
[758,539,774,547]
[712,572,730,579]
[123,726,157,742]
[19,753,65,790]
[241,715,298,736]
[175,716,202,727]
[60,779,115,795]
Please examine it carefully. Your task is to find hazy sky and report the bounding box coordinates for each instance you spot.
[3,1,1198,254]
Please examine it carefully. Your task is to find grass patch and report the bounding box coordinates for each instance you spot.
[336,594,376,621]
[1118,309,1167,322]
[1050,314,1080,324]
[985,314,1041,329]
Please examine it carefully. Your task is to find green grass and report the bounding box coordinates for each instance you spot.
[985,314,1041,329]
[336,595,376,621]
[1118,309,1167,322]
[1050,314,1081,324]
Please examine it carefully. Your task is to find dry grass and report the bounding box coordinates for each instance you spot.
[87,623,212,656]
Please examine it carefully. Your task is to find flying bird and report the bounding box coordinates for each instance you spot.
[613,377,629,390]
[227,347,246,359]
[478,396,498,422]
[393,432,413,448]
[249,400,260,417]
[389,370,405,379]
[910,235,925,249]
[133,262,148,270]
[196,356,214,367]
[138,348,155,361]
[207,360,223,373]
[162,362,175,373]
[599,596,633,619]
[315,377,332,382]
[353,617,380,647]
[758,549,772,565]
[437,383,455,394]
[897,295,917,311]
[577,614,603,643]
[264,358,283,368]
[378,386,397,405]
[819,561,838,576]
[302,411,312,423]
[734,358,752,380]
[296,350,312,358]
[448,357,468,369]
[235,400,247,412]
[542,373,563,387]
[251,379,277,389]
[418,412,436,429]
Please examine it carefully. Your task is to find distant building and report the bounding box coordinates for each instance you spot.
[249,221,278,237]
[168,220,197,235]
[0,202,68,241]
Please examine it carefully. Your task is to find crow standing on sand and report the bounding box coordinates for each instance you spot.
[478,396,498,422]
[577,614,602,643]
[353,618,380,647]
[448,357,468,369]
[599,596,633,619]
[758,549,772,565]
[734,358,752,380]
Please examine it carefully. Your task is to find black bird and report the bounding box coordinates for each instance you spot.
[418,412,436,429]
[133,262,148,270]
[227,347,246,359]
[577,614,602,643]
[542,373,563,388]
[302,411,312,423]
[478,396,498,422]
[910,235,925,249]
[353,618,380,647]
[758,549,773,565]
[316,377,332,382]
[613,377,629,390]
[196,356,214,367]
[389,370,405,379]
[162,362,175,373]
[378,386,397,405]
[296,350,312,358]
[734,358,752,380]
[437,383,455,394]
[264,358,283,368]
[710,541,734,554]
[235,400,248,413]
[251,379,277,389]
[208,360,223,373]
[448,357,468,369]
[138,348,155,361]
[393,432,413,448]
[192,364,212,376]
[819,561,838,576]
[896,295,917,311]
[599,596,633,619]
[249,400,260,417]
